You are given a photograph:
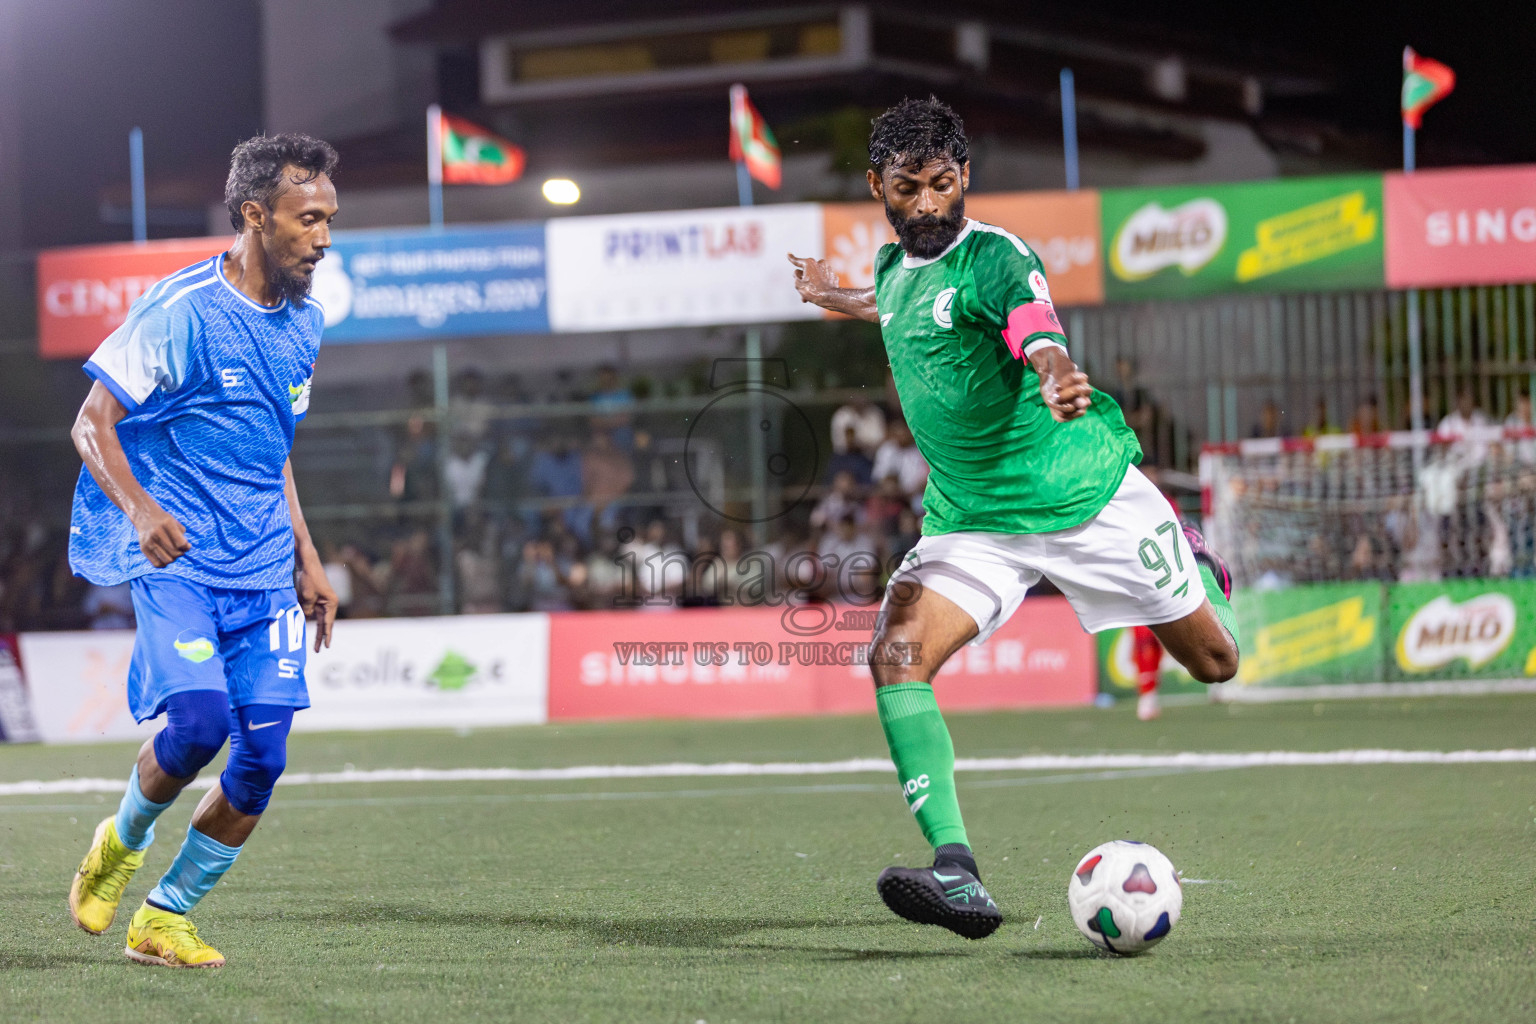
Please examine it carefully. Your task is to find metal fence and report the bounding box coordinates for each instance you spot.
[6,282,1536,629]
[1072,284,1536,466]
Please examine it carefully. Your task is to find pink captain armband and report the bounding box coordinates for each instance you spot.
[1000,301,1067,360]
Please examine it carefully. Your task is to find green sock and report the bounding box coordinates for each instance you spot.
[1199,562,1240,652]
[876,682,969,850]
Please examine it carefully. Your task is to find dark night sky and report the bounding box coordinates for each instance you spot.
[8,0,1536,252]
[12,0,261,249]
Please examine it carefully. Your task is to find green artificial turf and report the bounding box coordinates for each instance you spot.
[2,695,1534,1023]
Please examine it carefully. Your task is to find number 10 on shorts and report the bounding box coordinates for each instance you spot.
[1138,521,1189,598]
[268,605,306,653]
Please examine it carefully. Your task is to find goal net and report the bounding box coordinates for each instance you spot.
[1201,427,1536,588]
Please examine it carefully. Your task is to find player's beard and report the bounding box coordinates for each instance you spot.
[886,195,966,260]
[262,243,314,308]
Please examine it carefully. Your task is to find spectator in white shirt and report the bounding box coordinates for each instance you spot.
[871,421,930,505]
[830,396,886,457]
[1438,386,1490,438]
[1438,385,1492,466]
[1504,391,1536,465]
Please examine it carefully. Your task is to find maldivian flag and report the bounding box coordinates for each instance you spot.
[729,84,781,189]
[430,106,525,185]
[1402,47,1455,129]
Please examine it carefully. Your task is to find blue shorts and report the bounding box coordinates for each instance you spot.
[127,574,309,723]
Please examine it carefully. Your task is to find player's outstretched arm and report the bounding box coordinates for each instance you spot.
[1029,345,1093,423]
[787,254,879,323]
[284,459,337,651]
[71,382,191,567]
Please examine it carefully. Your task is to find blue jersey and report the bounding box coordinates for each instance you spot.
[69,254,324,590]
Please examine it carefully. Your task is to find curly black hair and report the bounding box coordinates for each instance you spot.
[868,96,968,173]
[224,133,339,231]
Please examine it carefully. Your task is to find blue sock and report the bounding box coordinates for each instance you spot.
[114,766,176,852]
[145,827,241,915]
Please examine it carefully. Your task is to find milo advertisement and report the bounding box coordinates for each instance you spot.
[1101,175,1385,301]
[1388,579,1536,681]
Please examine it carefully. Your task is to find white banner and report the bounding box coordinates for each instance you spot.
[301,613,549,732]
[0,638,41,742]
[16,613,549,743]
[546,204,824,331]
[17,630,152,744]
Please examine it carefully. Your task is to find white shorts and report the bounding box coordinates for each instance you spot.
[882,466,1205,644]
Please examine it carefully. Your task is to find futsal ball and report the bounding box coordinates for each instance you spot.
[1067,840,1182,954]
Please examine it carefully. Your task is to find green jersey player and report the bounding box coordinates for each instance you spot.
[788,97,1239,940]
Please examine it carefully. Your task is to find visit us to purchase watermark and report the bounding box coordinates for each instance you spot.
[607,542,923,636]
[611,640,924,668]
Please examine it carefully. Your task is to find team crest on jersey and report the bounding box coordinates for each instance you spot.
[1029,270,1052,302]
[932,287,957,328]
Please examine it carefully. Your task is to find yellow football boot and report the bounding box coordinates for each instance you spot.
[124,903,226,968]
[68,817,145,935]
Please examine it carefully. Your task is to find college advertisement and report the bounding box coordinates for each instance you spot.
[301,613,549,732]
[308,222,548,342]
[820,190,1103,306]
[545,204,824,331]
[1384,165,1536,288]
[1101,175,1385,301]
[546,598,1094,722]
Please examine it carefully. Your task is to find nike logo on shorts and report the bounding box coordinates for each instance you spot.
[248,720,281,731]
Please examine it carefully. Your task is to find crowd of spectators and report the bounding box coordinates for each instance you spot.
[1222,386,1536,587]
[310,371,933,619]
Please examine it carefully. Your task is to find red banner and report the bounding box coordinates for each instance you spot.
[546,598,1095,722]
[1385,166,1536,288]
[36,237,228,358]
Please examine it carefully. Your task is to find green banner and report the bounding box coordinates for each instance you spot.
[1232,583,1384,687]
[1097,627,1207,697]
[1096,582,1383,697]
[1387,578,1536,681]
[1101,175,1385,301]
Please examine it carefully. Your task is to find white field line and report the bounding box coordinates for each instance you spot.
[1,748,1532,798]
[0,766,1214,814]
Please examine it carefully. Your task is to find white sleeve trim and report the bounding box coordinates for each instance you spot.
[1022,338,1068,359]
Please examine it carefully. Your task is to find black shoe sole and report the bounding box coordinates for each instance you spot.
[876,868,1002,940]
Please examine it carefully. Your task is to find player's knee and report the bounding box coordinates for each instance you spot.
[1188,643,1238,685]
[152,690,231,778]
[221,715,290,816]
[868,624,925,688]
[221,744,286,816]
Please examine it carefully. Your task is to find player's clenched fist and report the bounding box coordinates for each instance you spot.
[1032,346,1093,422]
[133,506,191,567]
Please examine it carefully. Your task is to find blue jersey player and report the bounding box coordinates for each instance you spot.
[66,134,340,969]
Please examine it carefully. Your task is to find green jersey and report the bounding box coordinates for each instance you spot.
[873,219,1141,535]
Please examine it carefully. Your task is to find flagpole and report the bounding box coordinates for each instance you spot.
[735,161,754,207]
[729,87,765,538]
[129,127,146,244]
[1403,52,1424,470]
[1060,69,1079,191]
[426,103,444,231]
